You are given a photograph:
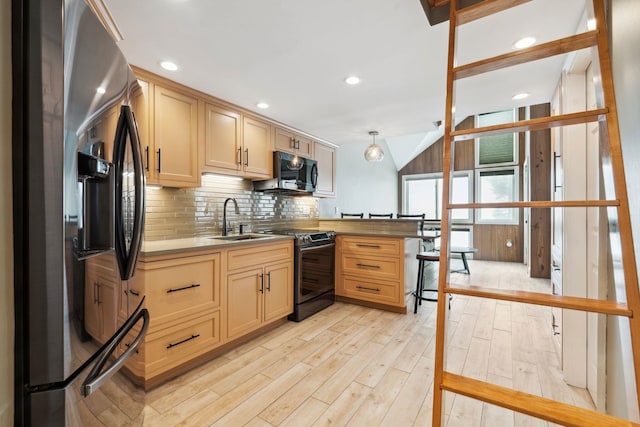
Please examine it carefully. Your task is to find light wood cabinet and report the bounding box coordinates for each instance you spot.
[200,102,243,174]
[130,73,200,188]
[123,252,221,382]
[335,235,405,312]
[152,84,200,187]
[84,254,119,344]
[226,241,293,340]
[274,126,313,158]
[242,116,272,178]
[313,142,336,197]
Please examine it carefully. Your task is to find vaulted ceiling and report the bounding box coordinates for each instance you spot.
[100,0,587,169]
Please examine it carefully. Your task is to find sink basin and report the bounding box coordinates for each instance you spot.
[209,234,270,241]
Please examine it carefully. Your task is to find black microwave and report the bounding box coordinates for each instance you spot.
[253,151,318,194]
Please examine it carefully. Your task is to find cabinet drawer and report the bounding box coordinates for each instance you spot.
[340,276,400,305]
[140,254,220,323]
[341,236,401,256]
[227,241,292,271]
[145,311,221,375]
[341,255,400,281]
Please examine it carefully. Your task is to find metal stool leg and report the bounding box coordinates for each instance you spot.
[414,258,424,314]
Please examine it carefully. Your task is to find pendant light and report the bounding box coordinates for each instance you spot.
[364,131,384,162]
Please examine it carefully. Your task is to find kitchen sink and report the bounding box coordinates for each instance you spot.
[209,234,270,241]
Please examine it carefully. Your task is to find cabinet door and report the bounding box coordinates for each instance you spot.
[263,261,293,323]
[274,127,298,155]
[131,79,153,183]
[84,259,118,343]
[242,116,272,178]
[227,268,263,339]
[313,142,336,197]
[154,85,199,187]
[202,103,242,174]
[84,266,101,340]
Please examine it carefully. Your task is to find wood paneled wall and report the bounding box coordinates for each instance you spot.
[528,104,552,278]
[397,106,551,267]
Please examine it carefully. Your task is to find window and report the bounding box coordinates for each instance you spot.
[402,171,473,222]
[475,110,518,167]
[475,166,519,224]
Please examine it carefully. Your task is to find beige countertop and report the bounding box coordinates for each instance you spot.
[334,230,440,240]
[140,234,294,257]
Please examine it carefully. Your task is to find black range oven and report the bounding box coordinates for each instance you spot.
[262,229,336,321]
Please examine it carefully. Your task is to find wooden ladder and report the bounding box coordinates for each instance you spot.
[432,0,640,425]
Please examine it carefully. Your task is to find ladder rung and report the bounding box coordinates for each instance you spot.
[451,109,608,141]
[454,31,598,80]
[445,284,632,316]
[448,200,619,209]
[441,372,640,427]
[456,0,530,25]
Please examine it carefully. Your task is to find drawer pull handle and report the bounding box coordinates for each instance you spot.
[167,334,200,349]
[124,342,140,354]
[266,272,271,292]
[129,289,140,296]
[356,285,380,293]
[167,283,201,294]
[259,274,264,293]
[356,244,381,249]
[356,263,380,269]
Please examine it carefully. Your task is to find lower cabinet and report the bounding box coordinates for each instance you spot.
[120,240,293,388]
[335,235,406,312]
[226,242,293,340]
[84,254,119,344]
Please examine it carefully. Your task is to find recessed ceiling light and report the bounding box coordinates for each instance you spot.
[344,76,361,85]
[256,102,269,109]
[512,92,530,100]
[160,61,178,71]
[587,18,597,31]
[96,87,106,94]
[513,36,536,50]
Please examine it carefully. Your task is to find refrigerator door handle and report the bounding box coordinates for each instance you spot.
[81,298,149,397]
[113,105,146,281]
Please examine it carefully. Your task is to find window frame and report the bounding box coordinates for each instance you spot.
[401,170,473,223]
[475,109,519,168]
[474,165,519,225]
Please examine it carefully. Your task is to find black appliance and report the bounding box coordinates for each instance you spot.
[253,151,318,194]
[262,229,336,321]
[13,0,149,424]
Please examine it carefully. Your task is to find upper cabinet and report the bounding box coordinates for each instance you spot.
[152,85,199,187]
[242,116,272,179]
[200,103,272,179]
[200,102,243,174]
[274,127,313,158]
[132,67,334,186]
[130,74,200,188]
[313,142,336,197]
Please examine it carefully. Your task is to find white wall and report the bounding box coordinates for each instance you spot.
[1,0,14,423]
[318,139,398,217]
[609,0,640,420]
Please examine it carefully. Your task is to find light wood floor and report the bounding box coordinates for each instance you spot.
[72,260,595,426]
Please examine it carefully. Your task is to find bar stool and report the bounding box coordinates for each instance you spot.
[368,213,393,218]
[341,213,364,218]
[413,251,450,313]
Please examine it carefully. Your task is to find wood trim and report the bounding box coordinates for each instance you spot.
[454,31,598,79]
[441,372,640,427]
[451,109,609,140]
[456,0,530,25]
[449,199,619,209]
[446,284,633,316]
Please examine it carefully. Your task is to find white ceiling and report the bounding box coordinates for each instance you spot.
[101,0,587,169]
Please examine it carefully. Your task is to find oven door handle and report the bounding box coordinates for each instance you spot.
[298,241,335,251]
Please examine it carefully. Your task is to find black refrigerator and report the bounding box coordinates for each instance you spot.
[13,0,149,425]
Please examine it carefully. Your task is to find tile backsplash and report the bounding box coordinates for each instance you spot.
[143,174,319,241]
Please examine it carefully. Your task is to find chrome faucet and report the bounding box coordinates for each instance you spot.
[222,197,239,236]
